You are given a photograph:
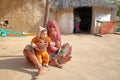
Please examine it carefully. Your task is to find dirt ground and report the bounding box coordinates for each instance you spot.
[0,34,120,80]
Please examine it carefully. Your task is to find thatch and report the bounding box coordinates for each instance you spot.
[51,0,117,10]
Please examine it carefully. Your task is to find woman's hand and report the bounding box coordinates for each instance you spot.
[55,40,61,48]
[36,42,48,50]
[43,42,48,48]
[35,42,43,50]
[31,43,37,48]
[50,42,55,47]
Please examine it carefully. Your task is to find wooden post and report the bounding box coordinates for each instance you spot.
[94,21,102,37]
[43,0,51,28]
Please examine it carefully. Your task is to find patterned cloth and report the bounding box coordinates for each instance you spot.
[100,21,116,34]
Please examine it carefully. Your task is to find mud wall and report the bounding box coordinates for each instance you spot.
[0,0,45,32]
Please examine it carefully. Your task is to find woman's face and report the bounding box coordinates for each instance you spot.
[49,25,55,32]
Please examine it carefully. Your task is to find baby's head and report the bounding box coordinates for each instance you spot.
[38,26,47,39]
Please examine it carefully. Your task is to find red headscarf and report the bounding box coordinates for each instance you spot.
[46,20,61,44]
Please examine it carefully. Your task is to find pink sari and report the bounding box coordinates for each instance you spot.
[46,20,61,53]
[46,20,61,43]
[46,20,72,64]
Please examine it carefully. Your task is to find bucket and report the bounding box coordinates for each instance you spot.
[1,30,7,37]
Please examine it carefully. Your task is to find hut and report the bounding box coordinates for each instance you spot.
[50,0,117,34]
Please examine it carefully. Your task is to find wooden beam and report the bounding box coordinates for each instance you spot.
[43,0,51,28]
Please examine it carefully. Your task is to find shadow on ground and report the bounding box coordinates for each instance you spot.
[0,56,37,80]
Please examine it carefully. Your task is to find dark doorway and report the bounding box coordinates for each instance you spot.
[74,7,92,33]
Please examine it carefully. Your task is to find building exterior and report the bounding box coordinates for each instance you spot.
[0,0,117,34]
[50,0,117,34]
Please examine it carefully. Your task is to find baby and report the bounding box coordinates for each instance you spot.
[31,27,51,67]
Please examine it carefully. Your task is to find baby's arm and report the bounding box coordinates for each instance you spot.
[31,37,41,50]
[31,43,40,51]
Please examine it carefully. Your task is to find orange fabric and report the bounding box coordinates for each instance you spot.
[31,36,51,45]
[100,21,116,34]
[36,51,50,64]
[31,36,51,64]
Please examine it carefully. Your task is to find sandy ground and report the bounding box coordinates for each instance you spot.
[0,34,120,80]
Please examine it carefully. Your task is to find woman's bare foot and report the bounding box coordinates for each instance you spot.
[35,66,49,79]
[35,67,45,79]
[49,58,63,69]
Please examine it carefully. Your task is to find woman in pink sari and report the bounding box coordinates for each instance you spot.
[46,20,72,68]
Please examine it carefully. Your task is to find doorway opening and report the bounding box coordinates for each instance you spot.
[74,7,92,33]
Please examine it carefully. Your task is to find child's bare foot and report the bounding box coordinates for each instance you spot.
[43,64,49,67]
